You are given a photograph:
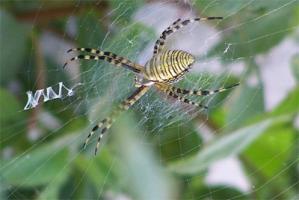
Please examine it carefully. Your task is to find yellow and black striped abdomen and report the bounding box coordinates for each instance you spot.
[144,50,195,82]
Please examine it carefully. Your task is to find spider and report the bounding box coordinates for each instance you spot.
[64,17,239,155]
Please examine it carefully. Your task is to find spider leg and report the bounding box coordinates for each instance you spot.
[167,90,208,109]
[68,48,137,67]
[83,119,106,149]
[67,47,104,54]
[153,17,223,55]
[64,50,143,73]
[85,85,150,155]
[170,82,240,96]
[155,83,208,109]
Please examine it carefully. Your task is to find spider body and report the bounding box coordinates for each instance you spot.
[143,50,195,83]
[64,16,240,155]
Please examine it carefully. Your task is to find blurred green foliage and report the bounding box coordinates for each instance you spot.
[0,1,298,199]
[0,10,28,85]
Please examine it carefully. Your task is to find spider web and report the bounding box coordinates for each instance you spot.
[1,0,298,199]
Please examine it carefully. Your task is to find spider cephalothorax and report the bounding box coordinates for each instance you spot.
[64,17,239,155]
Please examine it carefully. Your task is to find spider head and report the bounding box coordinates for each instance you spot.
[134,75,154,87]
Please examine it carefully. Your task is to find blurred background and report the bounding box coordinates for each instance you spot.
[0,0,298,199]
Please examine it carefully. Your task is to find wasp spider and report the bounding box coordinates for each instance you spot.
[64,17,239,155]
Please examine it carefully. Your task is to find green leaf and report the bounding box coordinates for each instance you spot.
[0,88,26,147]
[241,124,298,199]
[271,86,299,116]
[76,11,106,90]
[243,122,294,177]
[168,117,286,175]
[0,137,70,186]
[77,11,106,54]
[195,0,246,17]
[74,149,118,188]
[0,10,28,85]
[109,0,144,24]
[106,22,155,57]
[226,81,264,130]
[185,185,248,200]
[59,173,99,200]
[153,121,202,162]
[37,167,70,200]
[291,53,299,82]
[245,87,299,126]
[195,0,294,20]
[208,2,298,61]
[111,113,175,200]
[288,129,299,195]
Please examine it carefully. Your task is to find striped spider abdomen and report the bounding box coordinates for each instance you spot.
[144,50,195,82]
